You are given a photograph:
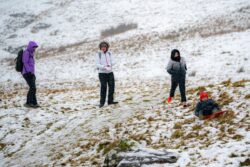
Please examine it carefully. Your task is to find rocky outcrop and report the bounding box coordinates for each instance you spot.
[103,148,178,167]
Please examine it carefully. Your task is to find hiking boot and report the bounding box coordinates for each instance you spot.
[24,103,32,108]
[99,104,105,108]
[182,102,188,108]
[30,104,40,108]
[167,97,172,103]
[108,101,118,105]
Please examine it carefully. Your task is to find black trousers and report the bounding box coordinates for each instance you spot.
[23,73,37,105]
[99,72,115,105]
[170,76,186,102]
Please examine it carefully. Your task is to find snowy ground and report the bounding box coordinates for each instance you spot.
[0,0,250,167]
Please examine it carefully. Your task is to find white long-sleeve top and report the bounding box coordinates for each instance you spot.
[96,51,115,73]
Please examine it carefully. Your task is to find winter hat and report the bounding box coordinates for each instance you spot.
[200,91,208,101]
[171,49,181,62]
[99,41,110,50]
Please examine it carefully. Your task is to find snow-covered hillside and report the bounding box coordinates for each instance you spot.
[0,0,249,56]
[0,0,249,167]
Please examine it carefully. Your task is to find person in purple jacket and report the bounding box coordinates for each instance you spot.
[22,41,39,108]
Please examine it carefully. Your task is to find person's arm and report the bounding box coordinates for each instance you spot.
[166,60,174,75]
[182,57,187,70]
[214,103,220,110]
[22,51,32,73]
[96,53,105,70]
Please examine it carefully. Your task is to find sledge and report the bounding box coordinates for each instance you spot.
[203,110,226,120]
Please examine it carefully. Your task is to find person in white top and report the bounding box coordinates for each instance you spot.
[96,41,118,108]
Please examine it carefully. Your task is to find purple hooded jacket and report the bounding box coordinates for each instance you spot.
[22,41,38,75]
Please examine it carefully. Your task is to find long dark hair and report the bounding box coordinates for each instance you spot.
[99,41,110,50]
[171,49,181,62]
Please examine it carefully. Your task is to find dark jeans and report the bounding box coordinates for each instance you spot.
[99,72,115,105]
[170,76,186,102]
[23,73,37,105]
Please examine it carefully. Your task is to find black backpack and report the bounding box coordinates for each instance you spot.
[15,50,24,72]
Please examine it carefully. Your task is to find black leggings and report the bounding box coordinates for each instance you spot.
[99,72,115,105]
[23,73,37,105]
[170,76,186,102]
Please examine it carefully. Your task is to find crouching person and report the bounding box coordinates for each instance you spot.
[96,41,118,108]
[195,91,225,119]
[22,41,39,108]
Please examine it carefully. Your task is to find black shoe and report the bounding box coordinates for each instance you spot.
[108,101,118,105]
[24,103,32,108]
[181,102,188,108]
[30,104,40,108]
[99,104,104,108]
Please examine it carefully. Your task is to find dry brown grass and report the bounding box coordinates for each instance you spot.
[233,81,245,87]
[174,140,185,149]
[129,134,147,141]
[227,128,236,135]
[218,92,233,106]
[240,158,250,166]
[192,124,202,131]
[171,129,184,139]
[184,132,199,139]
[245,94,250,99]
[216,110,235,124]
[97,139,134,155]
[187,86,206,95]
[0,143,6,151]
[221,79,232,87]
[78,139,99,151]
[232,134,244,141]
[183,118,196,124]
[173,122,183,129]
[147,116,155,122]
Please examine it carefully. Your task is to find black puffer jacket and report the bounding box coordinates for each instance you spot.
[166,57,187,77]
[195,99,220,117]
[166,50,187,78]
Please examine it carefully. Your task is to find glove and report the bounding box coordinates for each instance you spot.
[104,66,111,71]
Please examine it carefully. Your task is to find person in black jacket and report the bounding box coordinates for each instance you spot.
[166,49,187,107]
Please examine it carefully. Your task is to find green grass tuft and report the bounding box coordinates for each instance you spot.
[240,158,250,166]
[97,139,135,155]
[173,122,183,129]
[171,129,184,139]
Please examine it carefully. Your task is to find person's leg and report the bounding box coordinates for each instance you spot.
[29,75,37,105]
[99,73,108,106]
[179,77,187,102]
[170,77,178,98]
[107,72,115,104]
[23,74,32,105]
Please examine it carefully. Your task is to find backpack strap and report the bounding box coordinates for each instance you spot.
[98,52,102,65]
[98,52,101,60]
[98,52,110,59]
[107,52,111,65]
[98,52,111,66]
[19,49,30,72]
